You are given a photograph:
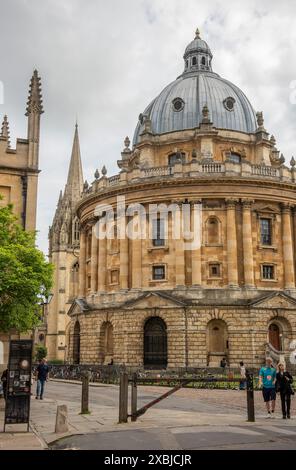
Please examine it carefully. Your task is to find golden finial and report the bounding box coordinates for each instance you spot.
[195,27,201,39]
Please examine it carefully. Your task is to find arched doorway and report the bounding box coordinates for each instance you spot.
[100,322,114,364]
[269,323,281,351]
[144,317,167,369]
[73,321,80,364]
[207,319,228,366]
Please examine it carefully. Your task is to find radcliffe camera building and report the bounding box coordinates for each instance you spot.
[47,29,296,369]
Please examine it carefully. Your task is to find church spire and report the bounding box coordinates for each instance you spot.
[25,69,44,117]
[64,123,84,201]
[26,69,43,168]
[0,115,10,147]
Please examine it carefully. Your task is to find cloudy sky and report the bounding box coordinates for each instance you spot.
[1,0,296,255]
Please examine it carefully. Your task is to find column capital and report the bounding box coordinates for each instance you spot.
[281,202,294,213]
[225,198,239,209]
[241,198,254,209]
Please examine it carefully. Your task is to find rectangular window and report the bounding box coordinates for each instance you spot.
[153,265,165,281]
[260,218,272,245]
[110,270,119,285]
[262,265,275,280]
[152,218,165,247]
[209,263,221,278]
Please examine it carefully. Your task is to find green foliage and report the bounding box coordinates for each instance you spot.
[47,359,64,365]
[0,200,53,332]
[35,345,47,361]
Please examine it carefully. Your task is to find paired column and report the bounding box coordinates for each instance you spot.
[191,200,202,286]
[242,199,255,288]
[78,228,86,297]
[226,199,239,287]
[98,218,107,292]
[282,203,295,290]
[90,223,98,292]
[175,201,185,286]
[119,210,129,290]
[131,212,142,289]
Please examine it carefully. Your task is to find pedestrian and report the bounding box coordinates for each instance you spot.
[259,357,277,418]
[1,367,8,400]
[276,363,294,419]
[35,358,49,400]
[239,361,247,390]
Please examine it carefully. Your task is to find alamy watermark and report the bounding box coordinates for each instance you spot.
[93,196,202,251]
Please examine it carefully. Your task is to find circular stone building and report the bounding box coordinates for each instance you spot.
[67,29,296,369]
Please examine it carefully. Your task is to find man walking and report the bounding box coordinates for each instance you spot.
[239,361,247,390]
[35,358,49,400]
[259,357,276,418]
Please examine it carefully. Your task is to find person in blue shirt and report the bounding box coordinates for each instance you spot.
[259,357,277,418]
[35,358,49,400]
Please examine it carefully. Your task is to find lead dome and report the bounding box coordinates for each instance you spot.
[133,29,257,146]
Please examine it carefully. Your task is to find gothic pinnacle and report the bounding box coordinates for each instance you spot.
[0,115,10,147]
[25,69,44,116]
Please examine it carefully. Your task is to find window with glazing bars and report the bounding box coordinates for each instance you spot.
[262,265,274,280]
[260,218,272,245]
[152,218,165,247]
[153,265,165,280]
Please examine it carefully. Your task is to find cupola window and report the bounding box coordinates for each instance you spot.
[192,57,197,66]
[172,98,185,112]
[168,152,185,166]
[201,57,206,66]
[228,153,241,164]
[223,97,236,112]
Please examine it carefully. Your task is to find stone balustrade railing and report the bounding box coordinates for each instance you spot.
[84,160,296,195]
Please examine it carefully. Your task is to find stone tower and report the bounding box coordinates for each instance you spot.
[0,70,43,369]
[46,124,84,361]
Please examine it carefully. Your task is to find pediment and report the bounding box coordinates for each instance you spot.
[123,291,187,309]
[251,292,296,309]
[255,205,280,215]
[67,298,91,316]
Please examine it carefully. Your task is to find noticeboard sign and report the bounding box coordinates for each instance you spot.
[4,340,33,431]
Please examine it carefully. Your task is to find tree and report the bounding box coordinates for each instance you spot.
[35,345,48,361]
[0,201,53,332]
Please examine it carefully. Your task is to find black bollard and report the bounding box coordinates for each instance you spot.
[246,372,255,422]
[131,373,138,422]
[81,371,91,414]
[119,371,128,423]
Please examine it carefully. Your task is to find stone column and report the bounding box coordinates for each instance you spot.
[90,223,98,292]
[191,200,202,286]
[174,201,185,287]
[78,228,86,297]
[98,218,107,292]
[242,199,255,288]
[282,203,295,290]
[119,211,129,290]
[226,199,239,287]
[131,212,142,289]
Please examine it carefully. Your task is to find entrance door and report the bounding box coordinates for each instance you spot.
[144,317,167,369]
[269,323,281,351]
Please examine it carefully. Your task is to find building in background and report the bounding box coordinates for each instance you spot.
[46,125,84,361]
[0,70,43,367]
[51,29,296,369]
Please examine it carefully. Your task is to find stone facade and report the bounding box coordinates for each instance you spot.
[0,70,43,369]
[50,30,296,369]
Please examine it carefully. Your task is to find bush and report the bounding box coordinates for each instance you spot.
[47,359,64,365]
[35,345,47,361]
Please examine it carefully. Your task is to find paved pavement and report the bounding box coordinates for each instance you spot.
[30,380,296,450]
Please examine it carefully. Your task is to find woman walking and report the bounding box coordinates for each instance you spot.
[276,363,294,419]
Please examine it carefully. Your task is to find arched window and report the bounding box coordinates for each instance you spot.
[73,321,80,364]
[192,57,197,66]
[73,218,80,244]
[201,56,206,66]
[168,152,185,166]
[206,217,220,245]
[144,317,167,369]
[228,152,241,164]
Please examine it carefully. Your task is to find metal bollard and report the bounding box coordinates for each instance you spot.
[119,371,128,423]
[81,371,91,414]
[131,373,138,422]
[246,372,255,422]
